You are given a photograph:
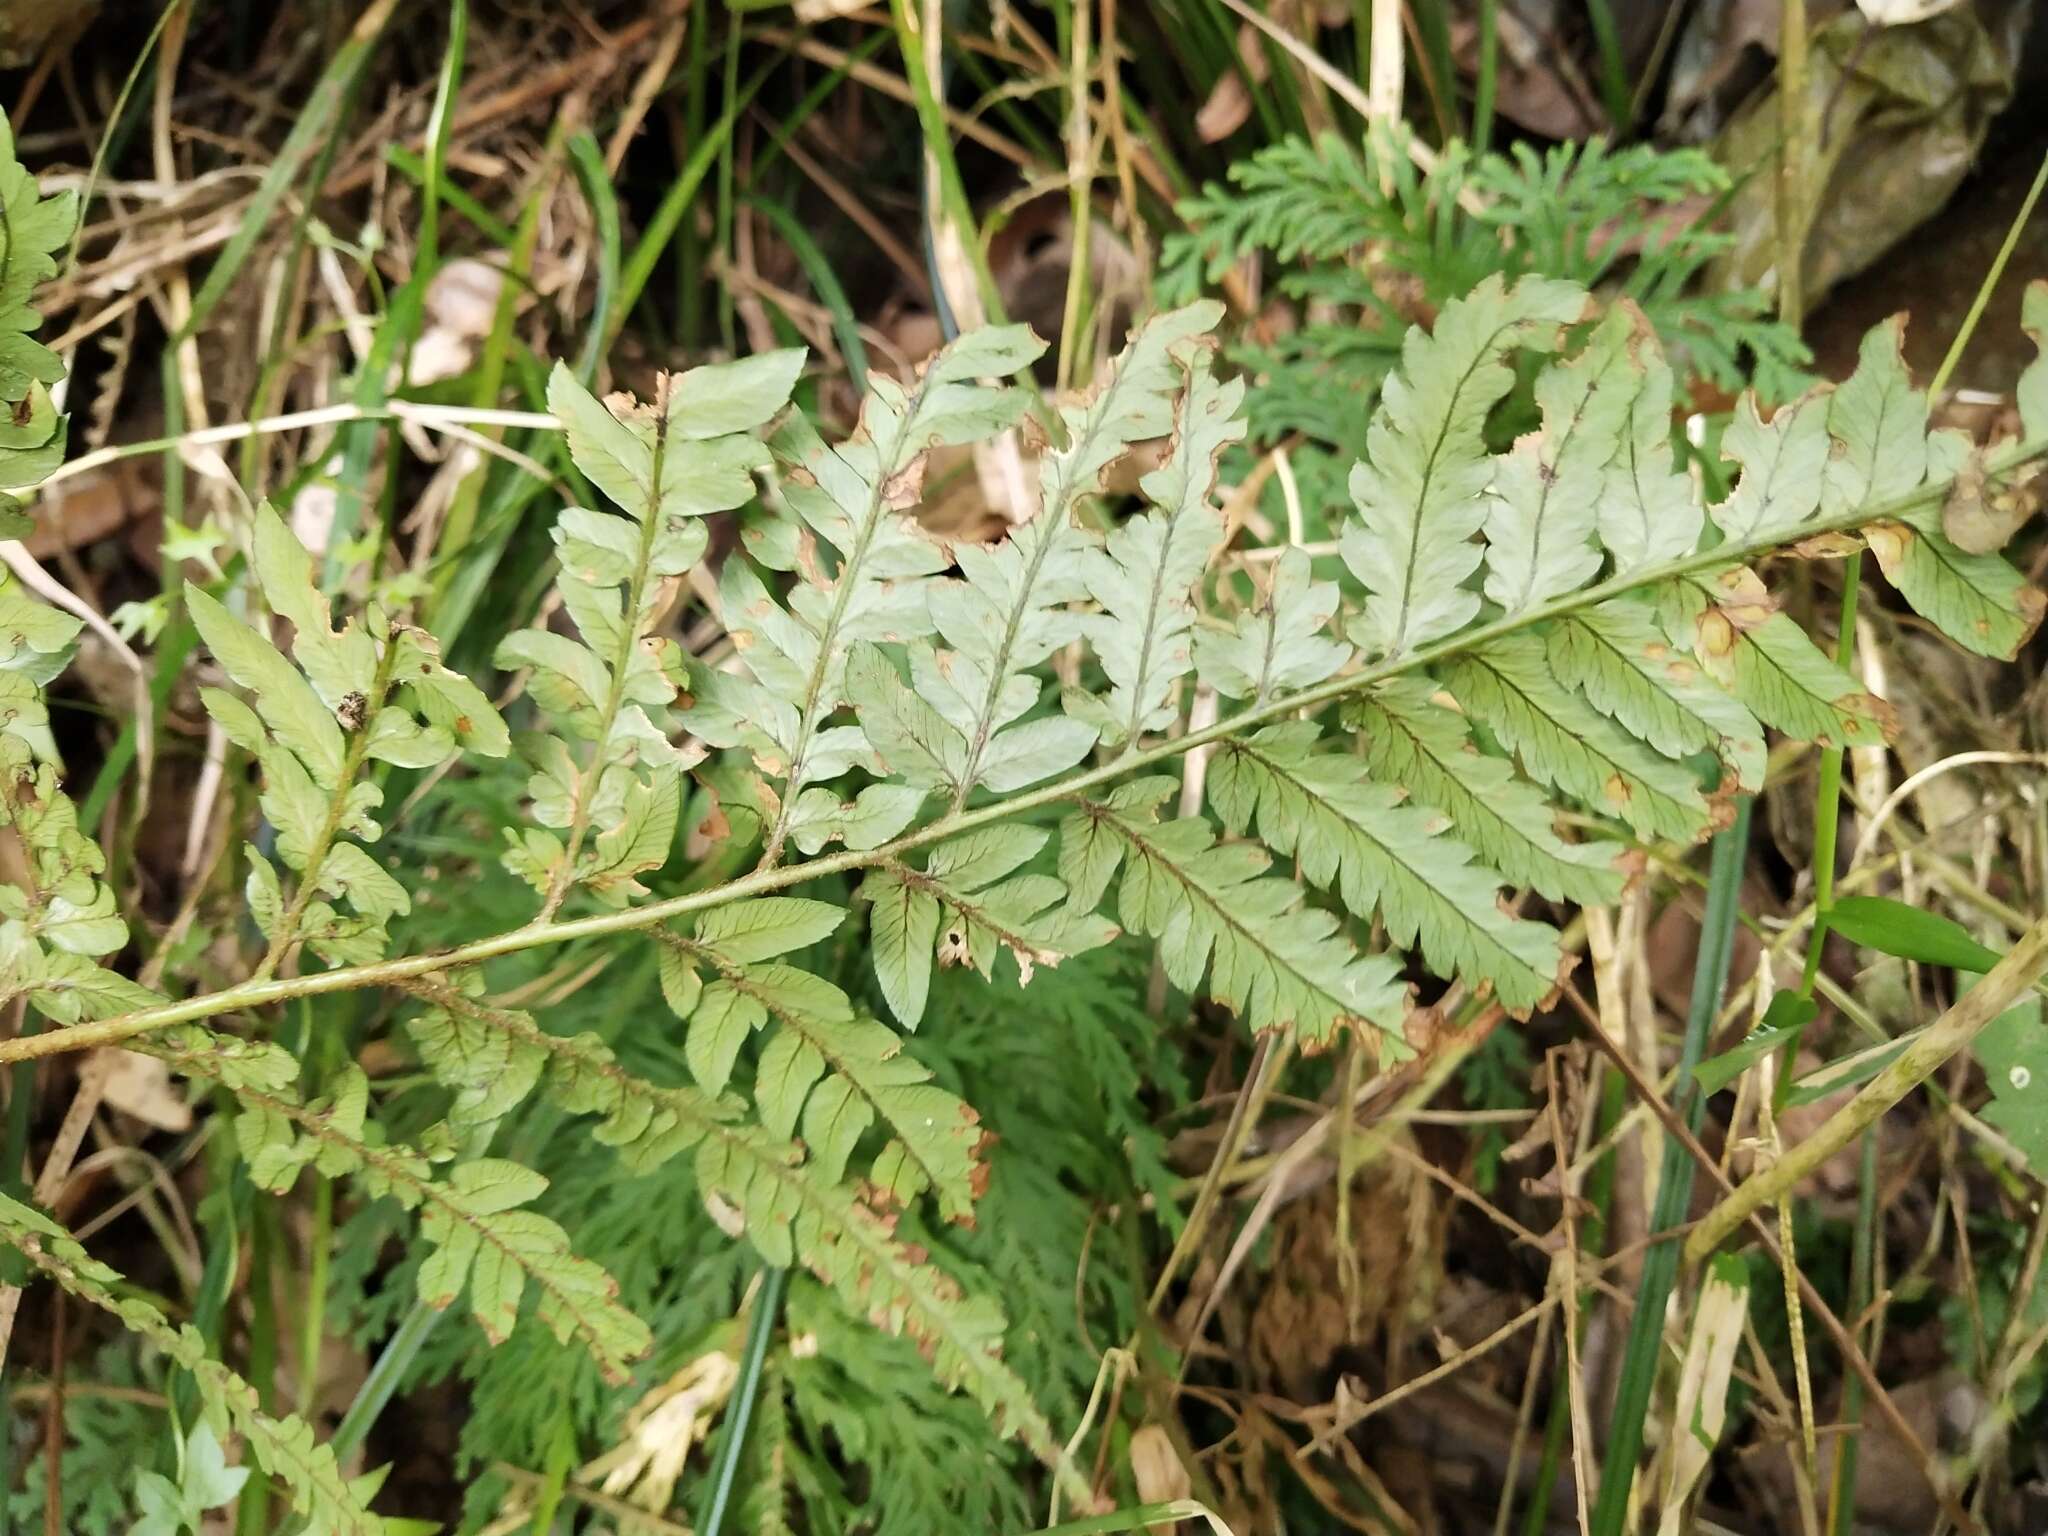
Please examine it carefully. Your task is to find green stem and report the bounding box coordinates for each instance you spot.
[1589,800,1753,1536]
[1582,0,1632,136]
[1926,149,2048,402]
[298,1173,332,1416]
[1796,554,1861,998]
[696,1265,788,1536]
[1471,0,1497,153]
[889,0,1008,325]
[328,1299,443,1465]
[7,434,2046,1066]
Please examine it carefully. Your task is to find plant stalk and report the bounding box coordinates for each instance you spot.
[1687,915,2048,1262]
[1589,800,1752,1536]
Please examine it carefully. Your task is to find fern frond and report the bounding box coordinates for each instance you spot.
[858,824,1116,1028]
[653,897,989,1221]
[1346,680,1627,905]
[1481,304,1646,615]
[1342,274,1586,657]
[1162,130,1424,292]
[854,304,1223,808]
[1162,127,1811,449]
[1667,574,1895,748]
[1597,337,1702,572]
[1821,318,1928,517]
[0,117,74,536]
[1195,547,1350,705]
[1061,778,1407,1046]
[0,1193,380,1536]
[193,505,508,969]
[153,1029,650,1382]
[1210,723,1564,1012]
[1710,390,1831,543]
[0,721,156,1022]
[1439,635,1722,842]
[395,975,1076,1489]
[1867,429,2046,659]
[1071,347,1247,749]
[0,158,140,1026]
[685,325,1044,862]
[2023,283,2048,437]
[501,357,799,909]
[1546,603,1766,791]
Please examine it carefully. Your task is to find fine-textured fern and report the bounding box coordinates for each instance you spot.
[4,101,2046,1521]
[1161,127,1810,453]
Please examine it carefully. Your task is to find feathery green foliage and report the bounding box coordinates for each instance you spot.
[1162,128,1811,454]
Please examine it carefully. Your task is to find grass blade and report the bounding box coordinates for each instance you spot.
[1589,799,1752,1536]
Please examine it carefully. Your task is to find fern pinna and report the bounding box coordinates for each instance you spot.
[3,114,2046,1515]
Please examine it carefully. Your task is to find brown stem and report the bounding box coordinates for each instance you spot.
[1686,916,2048,1263]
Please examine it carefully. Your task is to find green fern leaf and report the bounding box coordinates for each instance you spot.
[1193,547,1349,704]
[0,118,75,536]
[188,585,350,788]
[1440,634,1718,842]
[1669,578,1894,749]
[500,357,795,904]
[1822,317,1927,518]
[684,325,1043,858]
[691,1115,1080,1498]
[656,897,990,1221]
[1481,304,1644,614]
[1868,431,2044,659]
[0,119,74,403]
[1071,346,1247,747]
[1347,679,1626,905]
[1598,339,1701,572]
[0,1193,381,1536]
[2021,281,2048,439]
[1710,390,1831,544]
[1546,602,1766,791]
[1341,274,1585,657]
[860,304,1221,805]
[859,825,1115,1029]
[157,1034,650,1383]
[191,506,508,964]
[394,988,1076,1493]
[1209,723,1563,1013]
[1061,778,1406,1045]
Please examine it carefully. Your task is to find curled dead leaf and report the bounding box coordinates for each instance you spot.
[1709,566,1778,631]
[1940,448,2040,553]
[102,1049,193,1133]
[1793,529,1866,559]
[1130,1423,1192,1506]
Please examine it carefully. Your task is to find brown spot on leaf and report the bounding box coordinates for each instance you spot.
[881,455,928,510]
[1710,567,1777,631]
